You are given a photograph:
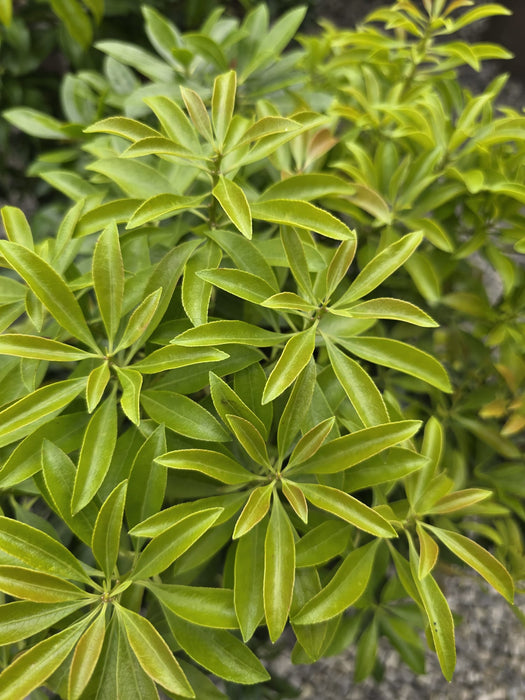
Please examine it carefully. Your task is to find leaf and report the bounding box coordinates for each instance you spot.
[91,481,127,578]
[171,320,289,347]
[156,449,255,485]
[86,158,175,199]
[84,116,161,141]
[295,521,351,568]
[209,372,267,437]
[76,199,142,237]
[326,338,388,427]
[332,298,438,327]
[287,417,336,468]
[0,517,91,583]
[281,480,308,523]
[0,0,12,27]
[262,325,317,404]
[68,609,107,700]
[86,361,111,413]
[233,117,301,148]
[2,108,65,139]
[226,414,270,467]
[132,346,228,374]
[234,521,265,641]
[293,540,379,624]
[149,583,237,629]
[95,39,174,81]
[428,488,492,514]
[264,496,296,642]
[132,508,223,580]
[144,95,199,150]
[0,566,87,602]
[344,447,427,492]
[300,483,396,538]
[115,366,142,425]
[259,173,354,203]
[50,0,92,46]
[0,241,97,351]
[141,391,229,442]
[233,484,274,539]
[212,71,237,145]
[165,611,269,684]
[251,199,352,240]
[93,221,124,346]
[277,358,316,457]
[182,240,222,327]
[212,176,252,239]
[416,522,439,580]
[72,392,118,513]
[339,337,453,393]
[115,620,159,699]
[425,525,514,603]
[0,377,87,449]
[0,599,89,644]
[180,86,213,142]
[115,288,162,352]
[281,226,313,300]
[1,206,33,248]
[0,334,96,362]
[117,606,194,697]
[126,425,167,529]
[126,193,206,229]
[291,420,421,475]
[198,267,276,305]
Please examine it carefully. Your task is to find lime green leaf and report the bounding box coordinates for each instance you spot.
[340,337,452,393]
[95,39,174,81]
[0,334,96,362]
[132,346,228,374]
[295,521,351,568]
[1,206,33,248]
[276,358,316,458]
[126,424,167,529]
[212,71,237,145]
[171,320,289,347]
[235,521,265,641]
[212,176,252,239]
[197,267,276,304]
[114,620,159,699]
[0,377,87,449]
[76,199,142,238]
[287,417,336,468]
[259,173,354,203]
[91,481,127,578]
[300,483,396,538]
[344,447,427,492]
[210,372,267,437]
[233,117,301,148]
[428,488,492,514]
[293,540,379,624]
[144,95,200,150]
[141,390,229,442]
[282,480,308,523]
[180,85,213,142]
[452,4,511,31]
[126,193,206,229]
[183,241,223,328]
[262,325,317,404]
[2,107,65,139]
[86,361,110,413]
[132,508,223,580]
[332,298,438,327]
[0,241,97,351]
[69,609,107,700]
[0,599,88,644]
[72,392,118,513]
[114,366,142,425]
[156,449,255,485]
[0,0,12,27]
[50,0,92,47]
[84,116,161,141]
[93,221,124,346]
[416,522,439,580]
[226,414,270,467]
[149,583,237,629]
[425,525,514,603]
[117,605,194,697]
[86,158,175,199]
[261,292,317,312]
[233,484,274,539]
[325,238,357,299]
[0,566,87,602]
[251,199,352,240]
[115,288,162,352]
[264,496,295,642]
[165,611,269,684]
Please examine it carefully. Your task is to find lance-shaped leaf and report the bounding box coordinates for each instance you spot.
[0,334,96,362]
[132,346,228,374]
[300,483,396,538]
[277,358,317,457]
[115,288,162,353]
[132,508,223,580]
[424,524,514,603]
[0,566,88,602]
[156,448,255,485]
[325,237,357,299]
[293,540,379,624]
[210,372,267,437]
[171,320,290,347]
[86,158,175,199]
[233,116,301,148]
[339,336,452,393]
[197,268,275,305]
[212,176,252,239]
[180,85,213,142]
[261,292,317,312]
[233,484,274,539]
[290,420,421,475]
[0,616,89,700]
[72,392,118,513]
[0,599,90,644]
[251,199,352,240]
[0,517,92,583]
[344,447,428,492]
[182,240,222,327]
[0,241,97,351]
[281,226,314,300]
[287,417,336,469]
[259,173,354,203]
[93,221,124,346]
[204,228,278,289]
[114,366,142,425]
[326,338,388,427]
[264,495,296,642]
[91,481,127,578]
[1,206,33,248]
[165,610,269,684]
[282,480,308,523]
[126,193,207,229]
[263,324,317,405]
[0,376,87,449]
[333,232,423,306]
[144,95,200,150]
[212,70,236,144]
[149,583,237,629]
[332,298,438,327]
[226,414,270,467]
[428,488,492,515]
[69,609,107,700]
[295,521,351,568]
[117,605,194,697]
[416,522,439,580]
[408,415,444,507]
[235,521,265,641]
[141,390,229,442]
[126,424,167,529]
[86,361,110,413]
[84,116,161,141]
[114,620,159,699]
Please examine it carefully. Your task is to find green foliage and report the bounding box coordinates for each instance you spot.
[0,0,523,696]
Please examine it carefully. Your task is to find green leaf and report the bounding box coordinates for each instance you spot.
[291,420,421,475]
[251,199,352,240]
[116,288,162,352]
[264,496,296,642]
[233,117,301,148]
[0,617,88,700]
[325,238,357,299]
[0,566,87,602]
[86,361,111,413]
[2,108,65,139]
[50,0,92,47]
[287,417,336,468]
[293,540,379,624]
[141,390,229,442]
[114,620,159,699]
[233,484,274,539]
[149,583,237,629]
[72,392,118,513]
[172,320,289,347]
[339,337,452,393]
[142,5,182,65]
[416,522,439,580]
[86,158,175,199]
[0,334,96,362]
[132,508,223,580]
[0,241,97,351]
[281,226,313,300]
[156,449,255,485]
[115,366,142,425]
[277,358,316,457]
[282,480,308,523]
[295,521,351,568]
[0,599,89,644]
[93,221,124,346]
[212,71,237,145]
[262,325,317,404]
[0,0,12,26]
[326,338,388,427]
[235,521,265,641]
[212,176,252,239]
[210,372,267,437]
[84,116,161,141]
[117,606,194,697]
[91,481,127,578]
[428,488,492,515]
[95,39,174,81]
[332,298,438,327]
[126,424,167,529]
[227,414,270,467]
[198,268,275,305]
[300,483,396,538]
[0,377,87,449]
[0,517,92,583]
[126,193,206,229]
[182,240,222,327]
[424,525,514,603]
[76,199,142,237]
[132,346,228,374]
[344,447,427,492]
[68,609,107,700]
[180,86,213,142]
[144,95,200,150]
[165,611,269,684]
[259,173,354,203]
[1,206,33,248]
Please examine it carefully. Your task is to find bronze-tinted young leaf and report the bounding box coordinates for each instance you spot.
[68,609,107,700]
[0,566,87,602]
[235,520,265,641]
[93,221,124,346]
[156,448,256,485]
[233,484,274,539]
[212,70,237,144]
[91,481,127,578]
[149,583,237,629]
[263,325,317,405]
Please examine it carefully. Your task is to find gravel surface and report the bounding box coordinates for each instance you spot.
[270,576,525,699]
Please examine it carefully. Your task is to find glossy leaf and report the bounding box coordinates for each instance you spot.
[141,391,229,442]
[0,566,87,602]
[251,199,352,240]
[277,358,316,457]
[149,583,237,629]
[333,298,438,327]
[212,176,252,239]
[226,414,270,467]
[132,345,228,374]
[210,371,267,437]
[93,221,124,346]
[115,366,143,425]
[416,522,439,580]
[180,85,213,142]
[235,521,265,641]
[86,361,111,413]
[1,206,32,248]
[212,71,237,144]
[287,417,336,468]
[295,521,351,568]
[171,320,289,347]
[91,481,127,578]
[156,449,255,485]
[281,480,308,523]
[182,240,222,327]
[233,484,274,539]
[68,609,107,700]
[0,334,95,362]
[126,425,167,529]
[263,325,317,404]
[197,268,275,305]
